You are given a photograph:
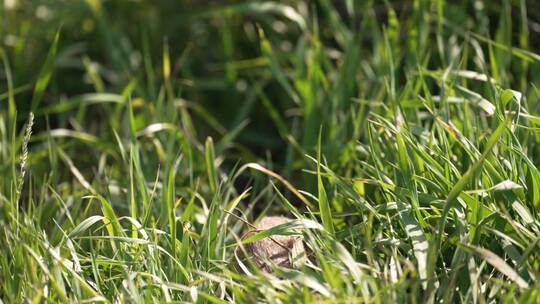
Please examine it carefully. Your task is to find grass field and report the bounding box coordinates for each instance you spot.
[2,0,540,302]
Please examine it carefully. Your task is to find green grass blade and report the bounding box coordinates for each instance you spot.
[317,128,334,235]
[31,30,60,112]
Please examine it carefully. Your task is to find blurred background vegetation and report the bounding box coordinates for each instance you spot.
[3,0,539,185]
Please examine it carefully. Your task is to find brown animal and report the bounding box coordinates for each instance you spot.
[243,216,305,273]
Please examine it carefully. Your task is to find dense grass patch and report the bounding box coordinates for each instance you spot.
[1,0,540,302]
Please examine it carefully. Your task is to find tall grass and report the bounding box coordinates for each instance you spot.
[1,0,540,302]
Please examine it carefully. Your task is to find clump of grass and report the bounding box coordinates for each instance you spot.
[1,0,540,303]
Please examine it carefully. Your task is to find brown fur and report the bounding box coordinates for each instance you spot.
[243,216,305,273]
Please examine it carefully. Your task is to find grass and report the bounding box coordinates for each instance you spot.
[1,0,540,302]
